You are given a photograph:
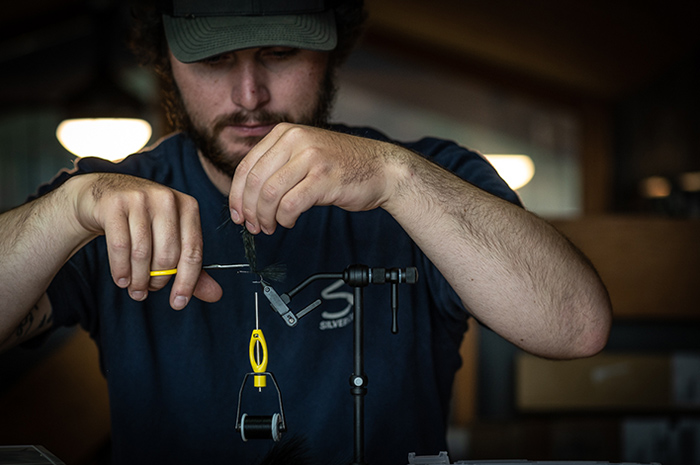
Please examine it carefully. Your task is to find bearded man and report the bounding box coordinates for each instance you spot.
[0,1,611,464]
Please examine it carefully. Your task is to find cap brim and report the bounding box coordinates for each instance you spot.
[163,11,337,63]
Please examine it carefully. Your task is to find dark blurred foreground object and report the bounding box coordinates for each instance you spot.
[0,445,66,465]
[408,451,662,465]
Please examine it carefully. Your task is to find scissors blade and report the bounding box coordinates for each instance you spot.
[203,264,250,270]
[150,264,251,277]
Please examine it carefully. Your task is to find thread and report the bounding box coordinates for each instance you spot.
[240,413,282,442]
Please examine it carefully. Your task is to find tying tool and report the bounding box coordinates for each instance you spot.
[149,264,250,277]
[235,292,287,442]
[249,293,268,389]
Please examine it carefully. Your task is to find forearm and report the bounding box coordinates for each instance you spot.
[224,124,611,358]
[383,151,612,359]
[0,178,94,345]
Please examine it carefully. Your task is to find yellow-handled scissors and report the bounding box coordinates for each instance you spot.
[248,293,268,389]
[150,264,250,277]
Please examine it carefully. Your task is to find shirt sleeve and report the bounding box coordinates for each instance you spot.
[408,136,522,206]
[46,239,101,335]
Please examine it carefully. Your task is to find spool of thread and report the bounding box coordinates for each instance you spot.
[240,413,282,442]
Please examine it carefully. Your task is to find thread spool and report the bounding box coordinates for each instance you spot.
[240,413,282,442]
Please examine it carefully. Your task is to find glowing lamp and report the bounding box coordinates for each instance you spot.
[640,176,672,198]
[56,118,152,161]
[484,154,535,190]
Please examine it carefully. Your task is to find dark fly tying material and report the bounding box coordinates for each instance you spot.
[240,227,287,282]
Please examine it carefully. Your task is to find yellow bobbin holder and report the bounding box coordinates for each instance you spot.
[248,329,268,388]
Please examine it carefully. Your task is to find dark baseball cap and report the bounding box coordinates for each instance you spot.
[163,0,338,63]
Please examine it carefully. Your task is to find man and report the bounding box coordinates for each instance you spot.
[0,0,612,464]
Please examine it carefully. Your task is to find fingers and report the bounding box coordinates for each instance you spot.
[234,152,292,234]
[103,196,154,301]
[168,198,205,309]
[230,124,324,234]
[104,207,133,291]
[230,124,390,235]
[94,175,217,310]
[229,124,290,233]
[193,270,224,303]
[126,200,154,301]
[246,153,314,234]
[148,196,182,294]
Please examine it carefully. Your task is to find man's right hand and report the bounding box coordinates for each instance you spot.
[70,172,222,310]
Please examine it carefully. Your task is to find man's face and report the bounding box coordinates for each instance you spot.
[168,47,335,176]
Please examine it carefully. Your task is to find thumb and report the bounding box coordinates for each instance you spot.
[192,270,224,303]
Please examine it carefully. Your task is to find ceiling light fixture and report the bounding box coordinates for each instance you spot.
[56,118,152,161]
[484,154,535,190]
[55,3,152,161]
[55,72,152,161]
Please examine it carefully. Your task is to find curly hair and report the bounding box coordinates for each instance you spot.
[128,1,367,131]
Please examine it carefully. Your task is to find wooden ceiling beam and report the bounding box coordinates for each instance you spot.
[365,0,700,98]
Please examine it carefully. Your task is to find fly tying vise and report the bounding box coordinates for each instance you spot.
[258,264,418,465]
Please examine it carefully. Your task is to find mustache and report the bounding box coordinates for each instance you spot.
[212,110,292,135]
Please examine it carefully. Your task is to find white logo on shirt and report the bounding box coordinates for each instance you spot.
[319,279,354,331]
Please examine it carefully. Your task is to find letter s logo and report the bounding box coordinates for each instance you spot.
[320,279,353,320]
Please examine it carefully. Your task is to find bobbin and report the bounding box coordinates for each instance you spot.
[239,413,283,442]
[235,372,287,442]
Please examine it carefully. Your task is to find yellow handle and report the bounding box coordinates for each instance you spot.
[248,329,268,388]
[150,268,178,277]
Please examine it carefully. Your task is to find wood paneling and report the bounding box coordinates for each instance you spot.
[452,324,479,425]
[551,216,700,319]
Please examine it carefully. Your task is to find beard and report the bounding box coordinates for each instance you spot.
[166,68,337,178]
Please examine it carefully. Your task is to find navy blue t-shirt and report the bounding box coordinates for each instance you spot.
[42,125,520,465]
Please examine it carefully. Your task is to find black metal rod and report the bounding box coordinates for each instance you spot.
[354,286,364,388]
[271,264,417,464]
[285,272,343,299]
[352,285,366,465]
